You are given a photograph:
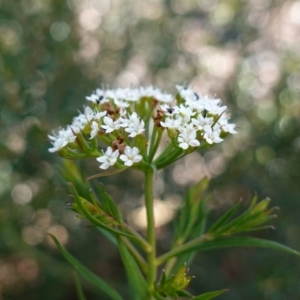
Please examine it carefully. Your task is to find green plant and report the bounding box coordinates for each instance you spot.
[49,84,300,299]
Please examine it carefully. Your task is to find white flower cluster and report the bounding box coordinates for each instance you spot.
[49,84,236,170]
[86,86,173,106]
[48,106,106,153]
[160,85,236,150]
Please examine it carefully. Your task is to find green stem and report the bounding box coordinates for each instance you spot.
[119,237,148,274]
[164,239,184,275]
[147,124,158,160]
[153,142,173,163]
[122,223,151,253]
[147,128,163,162]
[156,234,212,266]
[155,148,183,169]
[144,169,156,296]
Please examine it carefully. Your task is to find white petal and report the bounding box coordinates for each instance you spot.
[100,162,110,170]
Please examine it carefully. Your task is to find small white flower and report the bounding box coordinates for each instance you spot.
[177,128,200,150]
[82,106,95,122]
[139,86,173,102]
[156,93,173,103]
[86,89,108,104]
[203,125,223,144]
[72,114,87,132]
[124,112,145,137]
[177,104,195,123]
[71,106,94,132]
[115,88,140,102]
[48,128,76,152]
[186,97,206,112]
[120,146,142,166]
[176,85,198,102]
[202,95,225,115]
[119,107,127,117]
[101,116,121,133]
[160,117,181,129]
[139,86,159,97]
[90,121,99,139]
[96,147,119,169]
[114,98,131,108]
[94,109,107,120]
[160,104,178,116]
[191,114,213,130]
[218,114,237,134]
[221,122,237,134]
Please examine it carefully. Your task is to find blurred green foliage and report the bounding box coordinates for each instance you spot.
[1,0,300,299]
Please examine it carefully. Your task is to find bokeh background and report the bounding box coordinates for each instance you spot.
[1,0,300,299]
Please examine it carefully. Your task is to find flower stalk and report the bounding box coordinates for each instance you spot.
[144,168,157,295]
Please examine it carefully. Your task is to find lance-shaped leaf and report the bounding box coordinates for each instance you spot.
[59,160,91,200]
[211,198,276,237]
[73,272,87,300]
[70,184,138,241]
[117,237,148,300]
[87,168,127,181]
[165,179,210,275]
[207,200,242,234]
[49,234,123,300]
[156,236,300,265]
[97,184,122,223]
[153,292,167,300]
[192,289,228,300]
[172,178,210,247]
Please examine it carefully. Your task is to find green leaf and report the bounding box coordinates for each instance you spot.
[49,234,123,300]
[176,289,193,297]
[86,168,127,181]
[97,184,122,222]
[73,272,87,300]
[172,178,210,247]
[97,227,117,245]
[117,237,148,300]
[182,182,209,240]
[158,269,167,286]
[157,237,300,265]
[153,292,166,300]
[207,201,241,233]
[69,184,137,240]
[75,195,136,239]
[193,289,228,300]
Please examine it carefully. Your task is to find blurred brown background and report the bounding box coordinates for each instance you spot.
[1,0,300,299]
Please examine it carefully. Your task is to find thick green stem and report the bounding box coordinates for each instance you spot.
[144,169,156,296]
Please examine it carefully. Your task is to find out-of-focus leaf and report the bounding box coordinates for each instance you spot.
[153,292,166,300]
[166,179,210,275]
[49,234,123,300]
[73,272,87,300]
[192,289,228,300]
[157,237,300,265]
[172,178,210,246]
[117,237,148,300]
[86,168,127,180]
[207,201,242,233]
